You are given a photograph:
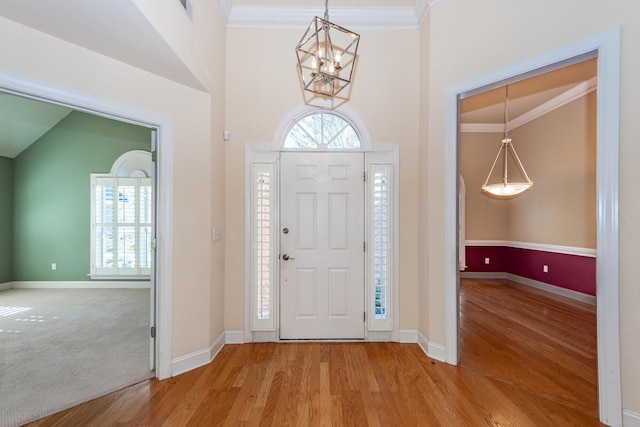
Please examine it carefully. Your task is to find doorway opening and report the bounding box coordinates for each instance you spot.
[0,69,174,381]
[444,29,621,425]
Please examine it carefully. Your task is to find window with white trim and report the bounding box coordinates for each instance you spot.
[368,164,393,330]
[284,111,361,150]
[90,151,153,279]
[251,163,277,330]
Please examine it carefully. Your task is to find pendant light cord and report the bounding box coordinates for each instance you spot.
[504,85,509,139]
[324,0,329,21]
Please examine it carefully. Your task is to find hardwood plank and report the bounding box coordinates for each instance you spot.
[25,279,604,426]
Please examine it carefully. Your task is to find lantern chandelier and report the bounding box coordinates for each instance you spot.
[481,85,533,197]
[295,0,360,98]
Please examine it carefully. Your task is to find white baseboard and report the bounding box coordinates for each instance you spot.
[172,331,226,377]
[236,329,416,344]
[0,282,13,291]
[506,274,596,305]
[171,348,211,377]
[366,331,394,342]
[427,342,446,362]
[209,331,226,363]
[460,273,595,305]
[225,330,245,344]
[417,331,446,362]
[11,281,151,289]
[460,272,507,279]
[398,329,418,343]
[624,410,640,427]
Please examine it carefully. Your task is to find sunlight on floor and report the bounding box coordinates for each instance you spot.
[0,306,31,316]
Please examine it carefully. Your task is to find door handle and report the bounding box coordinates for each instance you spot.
[282,254,295,261]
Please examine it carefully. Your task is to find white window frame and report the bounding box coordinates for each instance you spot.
[367,163,394,331]
[250,162,278,331]
[90,174,152,279]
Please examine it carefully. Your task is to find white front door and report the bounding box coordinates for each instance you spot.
[280,152,365,339]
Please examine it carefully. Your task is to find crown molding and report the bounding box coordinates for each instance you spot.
[460,123,503,133]
[414,0,430,24]
[461,77,597,133]
[213,0,232,22]
[226,5,421,30]
[213,1,438,29]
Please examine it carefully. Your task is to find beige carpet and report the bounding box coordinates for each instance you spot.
[0,288,154,427]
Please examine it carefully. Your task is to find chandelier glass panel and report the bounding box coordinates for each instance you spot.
[295,0,360,98]
[481,85,533,197]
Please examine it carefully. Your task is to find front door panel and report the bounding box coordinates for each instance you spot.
[280,152,364,339]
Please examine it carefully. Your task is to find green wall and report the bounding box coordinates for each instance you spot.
[0,156,13,283]
[12,111,151,281]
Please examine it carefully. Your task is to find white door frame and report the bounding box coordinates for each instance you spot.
[0,70,174,380]
[443,29,622,425]
[244,140,400,343]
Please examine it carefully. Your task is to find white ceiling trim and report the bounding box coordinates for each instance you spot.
[214,0,433,30]
[461,123,504,133]
[461,77,598,133]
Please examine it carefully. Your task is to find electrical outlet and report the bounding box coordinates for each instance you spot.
[51,263,57,271]
[484,257,490,265]
[543,265,549,273]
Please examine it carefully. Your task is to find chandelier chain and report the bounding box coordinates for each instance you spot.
[324,0,329,21]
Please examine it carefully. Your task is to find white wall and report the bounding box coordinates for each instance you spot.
[0,12,221,361]
[224,28,421,332]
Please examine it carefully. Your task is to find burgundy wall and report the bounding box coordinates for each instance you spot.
[464,246,508,272]
[464,245,596,296]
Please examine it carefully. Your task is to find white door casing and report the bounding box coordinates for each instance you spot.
[280,152,365,339]
[444,29,621,425]
[0,70,173,379]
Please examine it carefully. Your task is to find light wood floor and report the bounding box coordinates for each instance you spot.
[27,279,603,426]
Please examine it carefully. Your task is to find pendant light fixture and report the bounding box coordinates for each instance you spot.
[295,0,360,98]
[481,85,533,197]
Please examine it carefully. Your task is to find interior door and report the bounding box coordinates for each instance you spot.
[280,152,365,339]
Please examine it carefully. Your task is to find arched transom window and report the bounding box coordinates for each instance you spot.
[284,111,362,150]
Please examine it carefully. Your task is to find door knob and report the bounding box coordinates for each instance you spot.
[282,254,295,261]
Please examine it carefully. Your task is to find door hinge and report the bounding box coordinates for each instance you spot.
[151,150,157,162]
[364,241,366,252]
[151,238,157,250]
[150,326,156,338]
[363,171,366,182]
[364,312,366,321]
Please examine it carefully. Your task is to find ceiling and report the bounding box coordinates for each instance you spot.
[0,2,596,158]
[0,94,72,158]
[0,0,202,90]
[461,59,597,125]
